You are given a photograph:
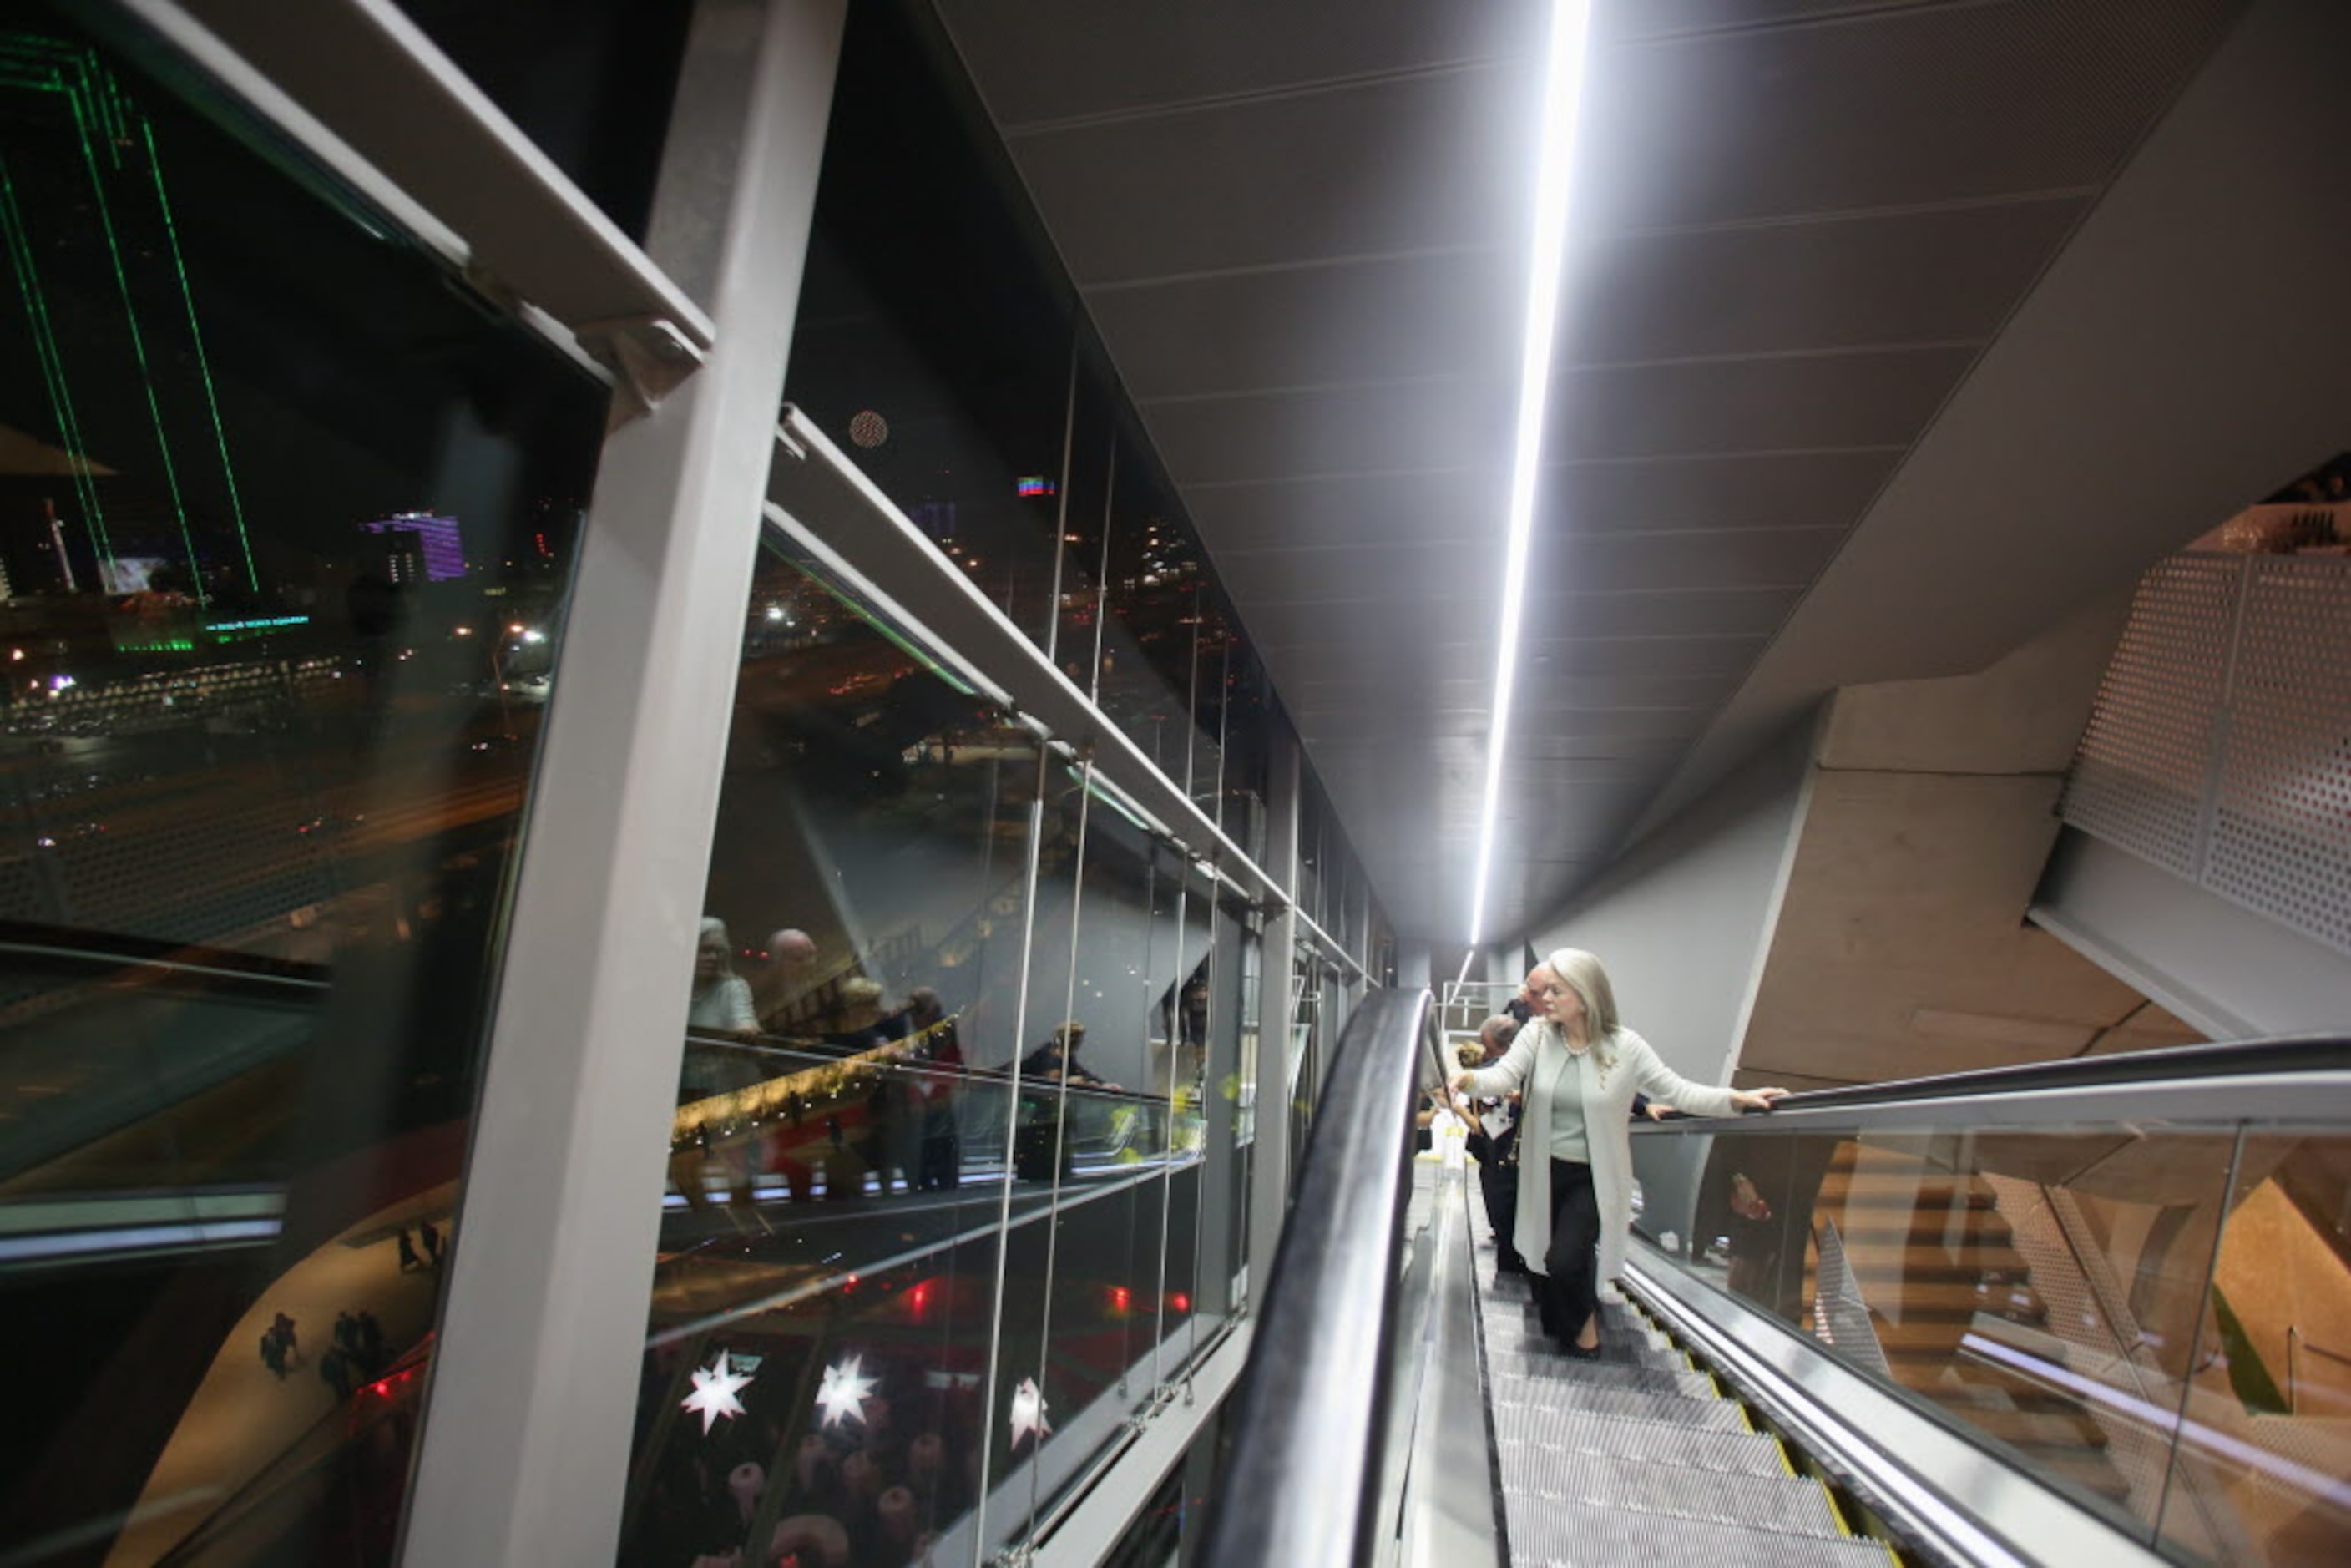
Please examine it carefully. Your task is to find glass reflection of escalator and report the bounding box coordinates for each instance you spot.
[151,1340,432,1568]
[1812,1141,2134,1510]
[1628,1044,2351,1565]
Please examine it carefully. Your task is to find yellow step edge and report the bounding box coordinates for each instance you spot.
[1815,1476,1855,1537]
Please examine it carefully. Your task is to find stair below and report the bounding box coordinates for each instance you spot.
[1469,1175,1888,1565]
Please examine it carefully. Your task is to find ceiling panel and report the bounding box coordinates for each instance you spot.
[1513,586,1804,639]
[1002,64,1534,285]
[1544,448,1898,534]
[1186,467,1511,550]
[1090,249,1520,402]
[1569,196,2088,365]
[1292,672,1741,710]
[1553,346,1981,460]
[939,0,1540,129]
[1143,374,1513,488]
[1571,0,2247,235]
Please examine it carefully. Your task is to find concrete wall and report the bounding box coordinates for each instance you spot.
[2034,828,2351,1042]
[1738,596,2205,1090]
[1527,716,1817,1087]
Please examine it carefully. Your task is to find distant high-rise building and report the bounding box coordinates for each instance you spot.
[361,513,466,581]
[362,526,427,586]
[909,500,957,542]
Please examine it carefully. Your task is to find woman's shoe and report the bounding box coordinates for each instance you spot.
[1560,1338,1603,1362]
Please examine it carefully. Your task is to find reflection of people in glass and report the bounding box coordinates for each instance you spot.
[1179,978,1209,1047]
[756,925,819,1028]
[687,918,759,1041]
[897,988,964,1191]
[824,977,899,1054]
[1014,1023,1120,1181]
[1021,1022,1120,1090]
[682,918,759,1206]
[1453,948,1786,1357]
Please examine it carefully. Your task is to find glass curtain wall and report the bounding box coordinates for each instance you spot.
[0,3,653,1561]
[609,4,1382,1566]
[0,2,1392,1564]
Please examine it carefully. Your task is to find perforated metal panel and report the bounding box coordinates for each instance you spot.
[2059,554,2238,878]
[2061,551,2351,957]
[2206,558,2351,952]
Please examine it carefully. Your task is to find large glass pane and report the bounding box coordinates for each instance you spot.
[620,546,1049,1568]
[0,10,609,1562]
[2163,1128,2351,1565]
[1078,439,1202,784]
[1639,1119,2242,1542]
[782,1,1086,650]
[1193,887,1254,1327]
[397,0,692,242]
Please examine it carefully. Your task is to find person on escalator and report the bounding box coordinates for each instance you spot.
[1014,1023,1119,1181]
[1451,948,1787,1358]
[1463,1014,1528,1280]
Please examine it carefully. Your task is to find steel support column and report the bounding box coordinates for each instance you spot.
[399,5,843,1563]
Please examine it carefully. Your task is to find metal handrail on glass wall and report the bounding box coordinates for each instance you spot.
[1626,1038,2351,1566]
[1199,987,1452,1568]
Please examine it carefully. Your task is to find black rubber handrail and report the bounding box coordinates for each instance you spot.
[1198,987,1444,1568]
[0,918,330,991]
[1675,1034,2351,1119]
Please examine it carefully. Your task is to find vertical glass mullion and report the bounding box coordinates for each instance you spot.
[1185,889,1222,1373]
[1150,851,1192,1386]
[971,744,1055,1568]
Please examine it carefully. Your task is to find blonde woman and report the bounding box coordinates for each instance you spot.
[1451,948,1786,1357]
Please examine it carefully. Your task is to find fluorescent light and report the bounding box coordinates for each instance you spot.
[1467,0,1595,947]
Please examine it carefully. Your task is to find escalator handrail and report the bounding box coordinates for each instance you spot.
[1647,1033,2351,1121]
[0,917,331,991]
[1199,986,1443,1568]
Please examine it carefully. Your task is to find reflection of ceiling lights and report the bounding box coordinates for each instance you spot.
[1468,0,1595,947]
[681,1352,753,1434]
[849,410,889,448]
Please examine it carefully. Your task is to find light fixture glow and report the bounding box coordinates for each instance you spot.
[1466,0,1595,948]
[680,1351,753,1434]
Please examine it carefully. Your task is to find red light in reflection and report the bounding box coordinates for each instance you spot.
[363,1366,419,1401]
[1109,1286,1131,1313]
[1170,1293,1191,1313]
[908,1281,933,1314]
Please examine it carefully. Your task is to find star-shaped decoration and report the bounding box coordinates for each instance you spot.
[815,1354,877,1429]
[1009,1377,1051,1446]
[681,1351,754,1435]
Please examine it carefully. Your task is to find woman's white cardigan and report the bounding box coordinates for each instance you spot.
[1462,1022,1740,1286]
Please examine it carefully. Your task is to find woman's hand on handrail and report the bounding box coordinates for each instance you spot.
[1729,1086,1788,1113]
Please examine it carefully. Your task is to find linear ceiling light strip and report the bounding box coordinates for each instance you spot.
[1467,0,1595,948]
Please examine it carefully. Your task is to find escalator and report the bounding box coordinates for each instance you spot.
[1199,991,2349,1568]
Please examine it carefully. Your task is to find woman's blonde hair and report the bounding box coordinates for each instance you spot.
[1545,947,1620,1041]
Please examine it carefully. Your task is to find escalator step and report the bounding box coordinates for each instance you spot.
[1492,1409,1788,1475]
[1481,1322,1686,1372]
[1504,1500,1890,1566]
[1484,1353,1716,1399]
[1479,1297,1666,1339]
[1490,1373,1751,1430]
[1504,1452,1848,1539]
